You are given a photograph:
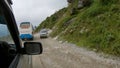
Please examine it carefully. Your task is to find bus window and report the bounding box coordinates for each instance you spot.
[20,22,30,29]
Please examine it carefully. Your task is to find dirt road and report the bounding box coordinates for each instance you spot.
[18,34,120,68]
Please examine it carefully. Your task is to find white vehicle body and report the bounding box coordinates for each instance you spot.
[19,22,34,40]
[40,29,48,38]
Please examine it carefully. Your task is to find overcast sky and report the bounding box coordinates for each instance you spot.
[12,0,68,26]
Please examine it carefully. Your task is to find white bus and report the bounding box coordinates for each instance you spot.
[19,22,34,40]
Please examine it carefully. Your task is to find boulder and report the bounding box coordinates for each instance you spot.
[67,0,73,3]
[70,8,77,15]
[78,0,92,9]
[78,0,84,9]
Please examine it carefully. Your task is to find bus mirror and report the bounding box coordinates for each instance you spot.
[24,42,43,55]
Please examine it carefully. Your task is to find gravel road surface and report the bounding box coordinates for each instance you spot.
[17,34,120,68]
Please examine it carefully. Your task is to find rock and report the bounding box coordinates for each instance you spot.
[70,8,77,15]
[59,41,64,44]
[93,49,97,52]
[78,0,84,9]
[80,27,86,34]
[78,0,92,9]
[63,18,74,27]
[53,36,59,40]
[83,0,92,6]
[85,29,89,32]
[80,29,84,34]
[67,0,73,3]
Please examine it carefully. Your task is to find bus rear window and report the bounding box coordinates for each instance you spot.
[20,22,30,29]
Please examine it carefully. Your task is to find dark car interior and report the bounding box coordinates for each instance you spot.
[0,41,16,68]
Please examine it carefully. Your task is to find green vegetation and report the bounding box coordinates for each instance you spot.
[36,0,120,56]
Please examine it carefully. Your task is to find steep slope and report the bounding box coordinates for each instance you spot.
[36,0,120,56]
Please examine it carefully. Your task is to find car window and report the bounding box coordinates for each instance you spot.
[0,6,14,44]
[40,29,47,33]
[40,31,47,33]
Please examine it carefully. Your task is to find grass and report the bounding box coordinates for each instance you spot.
[36,0,120,56]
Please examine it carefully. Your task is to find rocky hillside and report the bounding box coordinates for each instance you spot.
[36,0,120,56]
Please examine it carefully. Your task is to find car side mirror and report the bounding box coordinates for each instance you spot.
[24,42,43,55]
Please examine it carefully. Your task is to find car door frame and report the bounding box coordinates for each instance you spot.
[0,0,22,68]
